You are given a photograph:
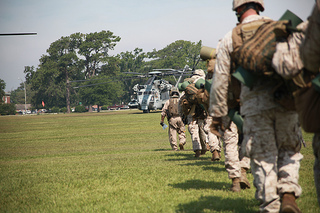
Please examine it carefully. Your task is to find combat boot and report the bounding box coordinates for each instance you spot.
[194,150,201,158]
[280,193,301,213]
[240,167,251,189]
[230,177,241,192]
[179,143,184,150]
[211,150,220,161]
[201,149,207,155]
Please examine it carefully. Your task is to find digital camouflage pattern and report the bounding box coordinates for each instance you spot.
[187,74,207,152]
[205,116,221,153]
[161,98,186,150]
[209,14,303,212]
[242,109,303,212]
[272,22,307,79]
[188,117,207,152]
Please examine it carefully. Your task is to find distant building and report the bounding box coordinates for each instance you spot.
[2,92,10,104]
[15,104,32,111]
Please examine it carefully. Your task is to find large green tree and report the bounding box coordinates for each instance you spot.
[10,81,33,105]
[77,30,121,78]
[147,40,206,71]
[117,48,149,102]
[0,79,16,115]
[25,36,80,112]
[76,75,125,108]
[25,31,122,113]
[75,31,121,111]
[118,48,148,73]
[0,79,5,103]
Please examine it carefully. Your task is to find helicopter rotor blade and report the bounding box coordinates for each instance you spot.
[122,72,143,75]
[0,33,37,36]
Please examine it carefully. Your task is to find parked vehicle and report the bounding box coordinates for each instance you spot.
[128,99,139,108]
[107,104,129,110]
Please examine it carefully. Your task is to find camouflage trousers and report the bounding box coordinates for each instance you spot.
[205,116,250,178]
[168,116,186,150]
[188,118,207,151]
[313,133,320,206]
[221,118,250,179]
[204,116,222,152]
[241,108,303,213]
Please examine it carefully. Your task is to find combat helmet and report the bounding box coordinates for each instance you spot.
[170,87,180,98]
[232,0,264,12]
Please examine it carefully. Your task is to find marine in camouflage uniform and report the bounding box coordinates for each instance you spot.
[299,1,320,206]
[204,116,222,161]
[203,58,223,161]
[161,87,186,151]
[187,69,209,157]
[209,0,303,212]
[206,42,251,193]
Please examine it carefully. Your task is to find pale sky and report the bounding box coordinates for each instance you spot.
[0,0,315,92]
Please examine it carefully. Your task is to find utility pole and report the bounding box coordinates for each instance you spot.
[18,78,27,113]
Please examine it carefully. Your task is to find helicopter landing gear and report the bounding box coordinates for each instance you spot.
[143,110,150,113]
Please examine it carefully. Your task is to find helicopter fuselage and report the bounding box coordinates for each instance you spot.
[134,77,172,113]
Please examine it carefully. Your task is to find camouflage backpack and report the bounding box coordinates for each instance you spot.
[179,83,199,117]
[167,98,179,119]
[231,19,291,77]
[231,17,303,110]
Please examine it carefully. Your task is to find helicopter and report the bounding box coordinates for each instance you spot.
[131,65,192,113]
[70,65,194,113]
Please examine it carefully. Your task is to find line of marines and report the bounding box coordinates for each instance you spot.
[160,1,320,212]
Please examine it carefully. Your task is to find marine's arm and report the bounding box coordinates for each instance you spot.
[160,100,169,125]
[209,31,233,118]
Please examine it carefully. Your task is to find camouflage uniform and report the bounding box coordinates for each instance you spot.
[188,70,208,155]
[203,59,223,159]
[188,115,207,153]
[209,40,251,185]
[161,97,186,151]
[209,14,303,212]
[299,1,320,206]
[204,116,221,154]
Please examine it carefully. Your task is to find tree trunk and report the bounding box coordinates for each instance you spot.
[88,104,93,112]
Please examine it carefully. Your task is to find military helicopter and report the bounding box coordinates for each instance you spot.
[71,65,193,113]
[131,65,191,113]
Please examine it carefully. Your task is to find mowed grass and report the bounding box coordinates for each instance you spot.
[0,110,318,213]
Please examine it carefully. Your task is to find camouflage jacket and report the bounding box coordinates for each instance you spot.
[209,15,279,117]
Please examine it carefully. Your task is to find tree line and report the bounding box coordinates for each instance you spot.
[6,30,207,113]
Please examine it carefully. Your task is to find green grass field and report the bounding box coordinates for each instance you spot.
[0,110,318,212]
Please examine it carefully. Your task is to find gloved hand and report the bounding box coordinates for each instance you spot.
[210,117,225,137]
[160,121,164,126]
